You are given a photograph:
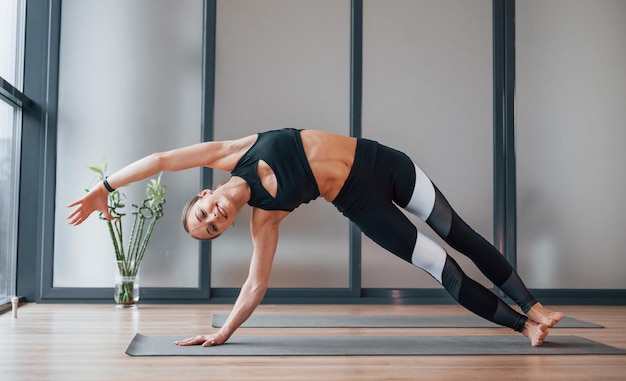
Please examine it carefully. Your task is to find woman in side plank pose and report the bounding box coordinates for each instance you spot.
[67,128,563,347]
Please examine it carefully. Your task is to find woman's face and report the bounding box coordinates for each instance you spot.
[185,189,237,240]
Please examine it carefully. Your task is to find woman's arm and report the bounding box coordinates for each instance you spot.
[66,135,256,226]
[174,208,289,347]
[95,136,254,191]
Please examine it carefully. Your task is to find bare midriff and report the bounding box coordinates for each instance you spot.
[299,130,357,202]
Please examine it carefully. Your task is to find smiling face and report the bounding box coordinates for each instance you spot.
[183,189,237,240]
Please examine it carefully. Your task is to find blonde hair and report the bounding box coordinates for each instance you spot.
[181,195,199,234]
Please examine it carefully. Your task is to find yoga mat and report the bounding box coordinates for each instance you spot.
[126,334,626,356]
[211,315,603,329]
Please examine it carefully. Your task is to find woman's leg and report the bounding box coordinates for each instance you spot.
[350,144,531,331]
[352,191,528,333]
[360,206,549,344]
[403,161,563,326]
[334,140,558,338]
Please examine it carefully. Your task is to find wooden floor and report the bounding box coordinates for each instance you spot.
[1,303,625,381]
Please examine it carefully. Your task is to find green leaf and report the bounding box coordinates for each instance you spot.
[88,166,102,174]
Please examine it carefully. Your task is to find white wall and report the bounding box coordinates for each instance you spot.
[516,0,626,288]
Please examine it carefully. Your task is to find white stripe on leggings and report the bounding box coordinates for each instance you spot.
[404,163,436,221]
[411,233,447,283]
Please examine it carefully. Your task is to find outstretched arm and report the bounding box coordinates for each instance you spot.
[66,135,256,226]
[175,208,289,347]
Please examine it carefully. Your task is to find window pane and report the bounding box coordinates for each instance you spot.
[54,0,204,288]
[0,101,21,304]
[211,0,351,288]
[516,0,626,288]
[361,0,493,288]
[0,0,24,89]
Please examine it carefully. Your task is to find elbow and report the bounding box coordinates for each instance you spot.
[244,281,268,298]
[150,152,168,171]
[251,282,268,295]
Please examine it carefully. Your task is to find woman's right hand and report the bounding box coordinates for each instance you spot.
[66,182,114,226]
[174,332,226,347]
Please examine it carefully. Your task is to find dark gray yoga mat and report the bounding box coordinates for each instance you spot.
[211,314,603,329]
[126,334,626,356]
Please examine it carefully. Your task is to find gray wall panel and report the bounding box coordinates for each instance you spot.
[517,0,626,288]
[211,0,351,288]
[361,0,493,288]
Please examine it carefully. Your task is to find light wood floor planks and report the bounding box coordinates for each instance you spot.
[2,303,625,380]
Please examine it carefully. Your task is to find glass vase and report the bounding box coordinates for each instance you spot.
[114,260,140,309]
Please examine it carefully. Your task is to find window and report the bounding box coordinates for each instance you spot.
[0,0,24,87]
[0,0,25,305]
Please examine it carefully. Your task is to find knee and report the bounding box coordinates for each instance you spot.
[425,186,453,238]
[410,233,447,283]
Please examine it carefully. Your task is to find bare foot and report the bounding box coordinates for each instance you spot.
[522,320,549,347]
[527,302,564,327]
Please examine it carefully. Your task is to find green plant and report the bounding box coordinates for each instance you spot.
[89,158,167,305]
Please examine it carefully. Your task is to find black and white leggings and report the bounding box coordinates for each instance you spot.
[332,138,536,332]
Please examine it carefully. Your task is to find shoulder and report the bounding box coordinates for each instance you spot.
[250,208,289,232]
[251,207,290,224]
[229,133,258,155]
[208,133,258,171]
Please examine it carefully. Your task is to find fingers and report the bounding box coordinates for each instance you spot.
[67,213,87,226]
[66,207,84,226]
[71,214,89,226]
[66,205,90,226]
[67,200,81,208]
[174,335,222,347]
[174,335,207,346]
[202,337,217,347]
[66,206,81,221]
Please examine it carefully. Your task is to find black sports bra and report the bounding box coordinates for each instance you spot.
[230,128,320,211]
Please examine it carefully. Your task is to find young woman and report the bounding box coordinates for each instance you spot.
[67,128,563,347]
